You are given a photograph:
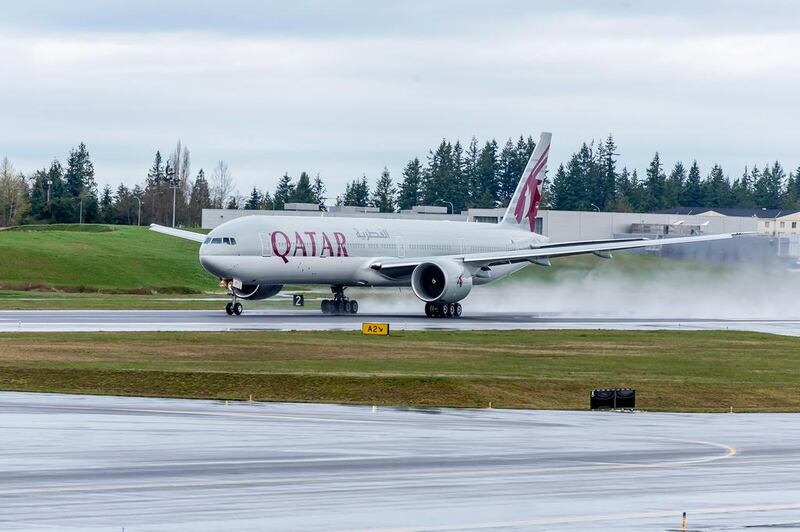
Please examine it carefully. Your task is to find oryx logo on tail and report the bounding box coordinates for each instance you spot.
[500,132,552,233]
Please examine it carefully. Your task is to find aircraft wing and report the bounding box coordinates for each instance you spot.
[370,233,744,272]
[149,224,207,243]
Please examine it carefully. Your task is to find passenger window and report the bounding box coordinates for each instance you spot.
[211,238,222,244]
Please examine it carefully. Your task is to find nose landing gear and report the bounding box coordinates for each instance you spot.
[424,302,462,319]
[223,280,243,316]
[321,286,359,315]
[225,301,243,316]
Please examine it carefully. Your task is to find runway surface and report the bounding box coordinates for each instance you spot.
[1,309,800,335]
[1,392,799,531]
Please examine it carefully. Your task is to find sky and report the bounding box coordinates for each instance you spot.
[2,0,800,199]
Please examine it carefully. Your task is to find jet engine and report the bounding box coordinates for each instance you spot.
[233,283,283,300]
[410,260,472,303]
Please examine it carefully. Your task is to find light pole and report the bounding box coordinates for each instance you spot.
[436,198,454,215]
[79,196,84,224]
[590,203,600,212]
[135,196,142,226]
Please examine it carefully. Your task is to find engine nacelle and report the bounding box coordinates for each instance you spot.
[410,260,472,304]
[233,284,283,300]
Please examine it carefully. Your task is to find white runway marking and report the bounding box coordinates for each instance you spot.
[1,309,799,335]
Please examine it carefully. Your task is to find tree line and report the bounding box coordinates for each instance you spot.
[2,134,800,228]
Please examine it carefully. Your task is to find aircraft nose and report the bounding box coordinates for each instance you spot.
[200,255,236,277]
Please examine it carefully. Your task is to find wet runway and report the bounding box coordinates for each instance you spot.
[1,309,799,336]
[1,392,799,531]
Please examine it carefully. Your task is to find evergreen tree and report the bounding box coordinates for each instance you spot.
[273,173,294,210]
[99,184,114,223]
[765,161,786,208]
[784,166,800,209]
[731,167,755,208]
[682,161,703,206]
[146,151,164,186]
[339,175,370,206]
[45,159,69,223]
[64,143,98,222]
[397,157,422,210]
[450,140,466,212]
[701,164,732,208]
[245,187,263,209]
[421,140,457,207]
[260,191,274,210]
[463,137,481,205]
[311,174,326,207]
[371,167,396,213]
[290,171,315,203]
[188,169,211,226]
[114,183,135,225]
[598,135,618,210]
[614,167,635,212]
[498,138,520,207]
[29,168,50,220]
[550,163,572,210]
[643,152,666,211]
[473,140,498,208]
[664,161,686,208]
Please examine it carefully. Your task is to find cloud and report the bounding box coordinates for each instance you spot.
[1,2,799,194]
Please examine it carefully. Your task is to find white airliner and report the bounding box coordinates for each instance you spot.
[152,132,740,318]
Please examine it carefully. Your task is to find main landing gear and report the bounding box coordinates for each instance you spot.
[321,286,359,315]
[424,302,463,319]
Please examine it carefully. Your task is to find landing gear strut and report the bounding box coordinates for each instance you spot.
[224,281,243,316]
[321,286,359,315]
[424,302,462,319]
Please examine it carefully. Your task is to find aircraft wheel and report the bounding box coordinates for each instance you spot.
[454,303,462,318]
[343,300,353,314]
[321,300,329,314]
[334,300,343,314]
[442,303,451,318]
[350,300,359,314]
[233,302,243,315]
[225,302,233,315]
[447,303,456,318]
[424,303,433,317]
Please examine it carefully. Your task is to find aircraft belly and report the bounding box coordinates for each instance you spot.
[232,256,373,286]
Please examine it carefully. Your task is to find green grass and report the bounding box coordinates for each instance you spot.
[0,222,731,308]
[0,224,212,293]
[0,329,797,411]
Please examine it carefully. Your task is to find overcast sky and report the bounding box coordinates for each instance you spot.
[2,0,800,198]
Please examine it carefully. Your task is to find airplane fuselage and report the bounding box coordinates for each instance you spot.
[199,215,547,287]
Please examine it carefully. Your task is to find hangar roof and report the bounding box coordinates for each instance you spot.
[655,207,800,219]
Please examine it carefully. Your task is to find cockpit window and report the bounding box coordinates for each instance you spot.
[205,237,237,245]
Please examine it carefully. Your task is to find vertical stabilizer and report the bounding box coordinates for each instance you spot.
[500,132,551,232]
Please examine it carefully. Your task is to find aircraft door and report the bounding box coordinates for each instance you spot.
[259,233,272,257]
[396,236,406,258]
